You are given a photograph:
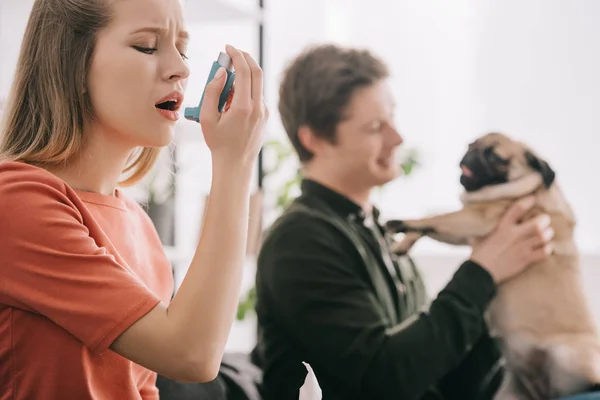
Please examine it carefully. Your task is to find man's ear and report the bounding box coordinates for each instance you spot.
[524,150,556,188]
[298,125,322,156]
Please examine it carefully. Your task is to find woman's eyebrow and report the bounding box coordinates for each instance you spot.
[130,26,189,40]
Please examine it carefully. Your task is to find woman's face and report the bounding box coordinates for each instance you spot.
[87,0,190,149]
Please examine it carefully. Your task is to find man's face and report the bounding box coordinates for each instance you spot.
[319,79,404,190]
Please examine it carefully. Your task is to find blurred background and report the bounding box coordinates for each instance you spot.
[1,0,599,352]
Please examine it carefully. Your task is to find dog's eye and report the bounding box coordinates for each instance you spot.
[484,146,510,165]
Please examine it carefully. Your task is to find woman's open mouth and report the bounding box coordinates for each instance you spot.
[155,91,183,121]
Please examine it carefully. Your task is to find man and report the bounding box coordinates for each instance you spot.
[251,44,553,400]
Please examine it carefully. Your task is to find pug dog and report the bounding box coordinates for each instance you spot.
[385,133,600,400]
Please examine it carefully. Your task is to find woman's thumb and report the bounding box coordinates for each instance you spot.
[199,67,227,126]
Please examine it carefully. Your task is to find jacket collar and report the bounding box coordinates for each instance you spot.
[300,179,381,225]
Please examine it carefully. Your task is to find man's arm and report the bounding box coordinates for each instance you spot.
[259,216,497,400]
[436,328,503,400]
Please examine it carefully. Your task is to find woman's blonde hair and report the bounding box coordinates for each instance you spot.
[0,0,160,186]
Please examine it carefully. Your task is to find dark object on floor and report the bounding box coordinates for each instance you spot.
[157,373,228,400]
[557,393,600,400]
[157,352,263,400]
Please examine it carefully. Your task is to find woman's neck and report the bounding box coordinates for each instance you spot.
[48,129,135,196]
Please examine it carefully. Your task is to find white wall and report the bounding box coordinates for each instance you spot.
[0,0,34,99]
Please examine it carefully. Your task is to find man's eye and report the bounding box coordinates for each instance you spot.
[133,46,158,55]
[370,121,383,131]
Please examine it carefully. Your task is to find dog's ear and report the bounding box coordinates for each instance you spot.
[525,150,555,188]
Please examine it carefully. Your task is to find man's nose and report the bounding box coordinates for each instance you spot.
[387,126,403,146]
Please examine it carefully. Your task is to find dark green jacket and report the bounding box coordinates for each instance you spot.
[252,180,502,400]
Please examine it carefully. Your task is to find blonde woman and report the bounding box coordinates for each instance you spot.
[0,0,267,398]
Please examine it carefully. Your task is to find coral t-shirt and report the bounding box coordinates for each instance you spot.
[0,161,174,399]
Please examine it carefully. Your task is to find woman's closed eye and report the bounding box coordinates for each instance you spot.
[133,45,188,59]
[133,45,157,55]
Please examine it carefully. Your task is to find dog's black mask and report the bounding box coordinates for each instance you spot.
[459,145,510,192]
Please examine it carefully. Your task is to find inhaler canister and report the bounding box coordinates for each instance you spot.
[184,52,236,122]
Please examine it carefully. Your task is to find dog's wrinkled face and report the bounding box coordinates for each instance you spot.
[459,132,555,192]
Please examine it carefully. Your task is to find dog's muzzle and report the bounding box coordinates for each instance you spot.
[459,147,508,192]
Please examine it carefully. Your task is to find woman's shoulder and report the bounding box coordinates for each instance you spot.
[0,161,67,192]
[0,161,87,258]
[0,161,149,225]
[0,161,79,225]
[0,159,70,194]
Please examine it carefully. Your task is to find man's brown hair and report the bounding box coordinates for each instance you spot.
[278,44,389,162]
[0,0,160,186]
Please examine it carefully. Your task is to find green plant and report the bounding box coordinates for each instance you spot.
[399,147,419,176]
[262,139,304,212]
[236,286,256,321]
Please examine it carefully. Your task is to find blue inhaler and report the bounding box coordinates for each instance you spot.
[184,52,236,123]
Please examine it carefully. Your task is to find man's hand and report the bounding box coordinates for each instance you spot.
[469,195,554,284]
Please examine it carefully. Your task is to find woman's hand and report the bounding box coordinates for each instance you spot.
[199,45,268,168]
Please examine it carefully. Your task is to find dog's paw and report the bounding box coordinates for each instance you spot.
[391,232,423,255]
[385,220,408,233]
[419,227,436,235]
[385,220,436,235]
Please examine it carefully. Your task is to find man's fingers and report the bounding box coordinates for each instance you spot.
[513,216,553,265]
[225,45,251,109]
[522,225,554,249]
[499,195,537,228]
[518,214,552,239]
[199,67,227,126]
[525,243,554,264]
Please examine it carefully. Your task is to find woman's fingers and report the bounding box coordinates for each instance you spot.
[199,67,227,128]
[225,45,251,110]
[241,50,264,104]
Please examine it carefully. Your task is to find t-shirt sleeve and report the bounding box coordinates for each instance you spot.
[0,178,162,355]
